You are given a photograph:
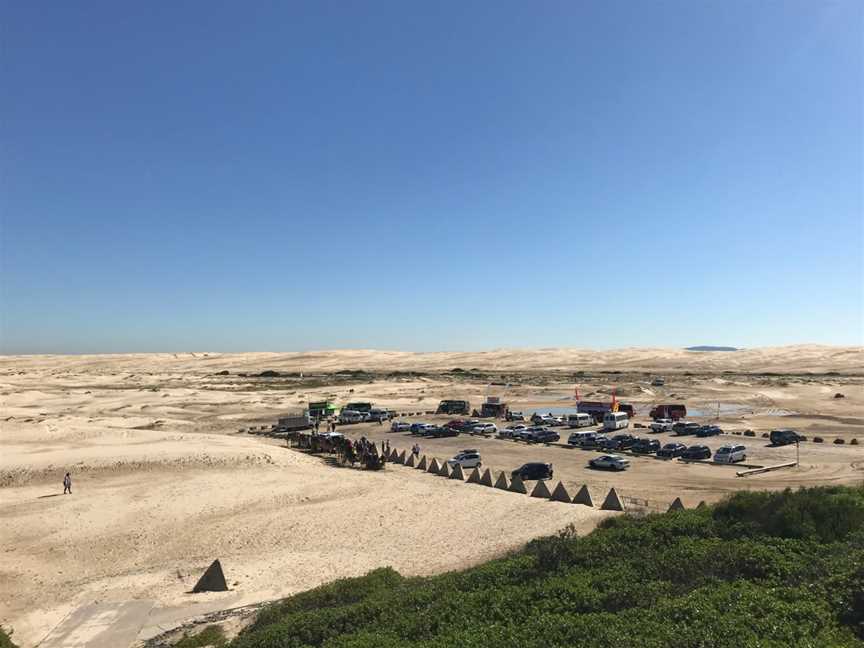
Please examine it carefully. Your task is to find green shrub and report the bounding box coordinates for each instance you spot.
[176,625,227,647]
[229,486,864,648]
[0,627,17,648]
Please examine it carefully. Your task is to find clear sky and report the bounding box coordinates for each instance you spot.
[2,1,862,354]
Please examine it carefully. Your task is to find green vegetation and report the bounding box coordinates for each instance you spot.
[0,627,18,648]
[228,485,864,647]
[176,624,228,647]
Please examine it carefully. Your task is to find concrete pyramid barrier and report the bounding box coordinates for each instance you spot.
[389,448,399,462]
[493,472,510,490]
[530,479,553,499]
[405,453,416,468]
[450,464,465,480]
[508,474,527,494]
[427,458,441,473]
[479,468,494,487]
[466,467,481,484]
[417,456,428,471]
[573,485,593,507]
[438,461,451,477]
[600,487,624,511]
[550,481,572,503]
[697,501,707,509]
[395,450,406,465]
[668,497,685,512]
[193,559,228,593]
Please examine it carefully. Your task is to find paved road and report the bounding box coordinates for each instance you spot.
[38,600,154,648]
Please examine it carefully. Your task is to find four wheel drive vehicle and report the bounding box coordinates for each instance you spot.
[673,422,701,436]
[527,429,560,443]
[515,426,545,440]
[696,425,723,437]
[566,413,595,428]
[426,426,460,438]
[447,451,481,468]
[339,410,364,424]
[631,438,661,454]
[581,434,608,449]
[410,423,434,435]
[589,454,630,471]
[506,411,525,421]
[390,421,411,433]
[681,445,712,460]
[498,425,527,439]
[511,462,554,480]
[770,429,801,446]
[470,423,498,436]
[603,412,630,431]
[714,444,747,464]
[445,419,479,431]
[650,418,674,433]
[567,431,598,447]
[367,408,391,422]
[657,443,688,458]
[600,434,636,451]
[531,413,557,426]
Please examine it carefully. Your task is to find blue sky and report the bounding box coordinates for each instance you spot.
[2,1,862,354]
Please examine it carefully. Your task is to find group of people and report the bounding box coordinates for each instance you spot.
[313,419,338,434]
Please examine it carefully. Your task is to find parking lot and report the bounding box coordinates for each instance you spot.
[334,415,861,509]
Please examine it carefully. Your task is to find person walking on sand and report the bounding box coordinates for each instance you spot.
[63,472,72,495]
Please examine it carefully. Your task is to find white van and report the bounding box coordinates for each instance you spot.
[567,431,598,447]
[603,412,630,432]
[566,413,594,428]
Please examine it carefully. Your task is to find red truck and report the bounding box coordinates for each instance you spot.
[649,404,687,420]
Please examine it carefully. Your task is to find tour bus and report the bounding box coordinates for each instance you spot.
[603,411,630,432]
[566,413,595,428]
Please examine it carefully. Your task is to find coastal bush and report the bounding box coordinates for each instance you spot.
[176,625,227,647]
[230,486,864,648]
[0,627,17,648]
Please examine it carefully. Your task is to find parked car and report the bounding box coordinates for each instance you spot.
[681,445,712,460]
[498,424,527,439]
[367,408,390,422]
[426,426,459,438]
[674,422,701,436]
[447,451,482,469]
[582,434,608,449]
[339,410,364,424]
[657,443,688,458]
[631,438,661,454]
[390,421,411,433]
[600,434,636,451]
[531,413,557,426]
[470,423,498,436]
[549,416,566,427]
[714,445,747,464]
[527,428,560,443]
[445,419,479,431]
[511,462,554,480]
[696,425,723,437]
[516,426,546,441]
[589,454,630,471]
[567,431,598,447]
[649,418,674,433]
[770,429,801,446]
[506,411,525,421]
[410,423,434,435]
[566,413,595,428]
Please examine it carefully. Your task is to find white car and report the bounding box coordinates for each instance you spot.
[713,444,747,464]
[390,421,411,432]
[447,451,482,469]
[499,424,527,439]
[650,418,674,433]
[339,410,364,424]
[589,454,630,471]
[471,423,497,436]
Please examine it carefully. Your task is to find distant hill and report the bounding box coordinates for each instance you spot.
[685,346,739,352]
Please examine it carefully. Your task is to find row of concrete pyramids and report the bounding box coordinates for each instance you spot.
[391,448,699,512]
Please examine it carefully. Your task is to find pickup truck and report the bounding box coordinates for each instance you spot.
[650,418,674,433]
